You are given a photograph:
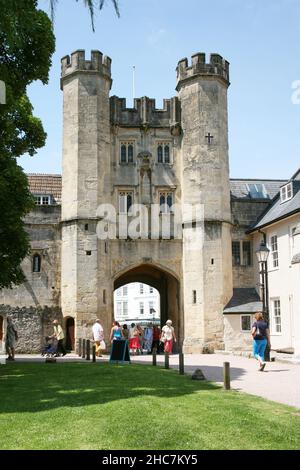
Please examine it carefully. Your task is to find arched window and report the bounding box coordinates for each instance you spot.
[157,146,163,163]
[33,254,41,273]
[127,193,133,212]
[164,145,170,163]
[167,193,173,211]
[128,145,133,163]
[121,145,127,163]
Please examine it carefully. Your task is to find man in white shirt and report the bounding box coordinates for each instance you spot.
[92,319,104,357]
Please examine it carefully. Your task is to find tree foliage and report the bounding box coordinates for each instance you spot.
[50,0,120,31]
[0,0,55,288]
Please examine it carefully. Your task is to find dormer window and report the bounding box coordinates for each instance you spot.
[34,195,52,205]
[280,183,293,203]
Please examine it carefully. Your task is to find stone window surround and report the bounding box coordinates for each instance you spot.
[118,189,134,214]
[156,140,173,164]
[158,189,175,214]
[119,141,135,164]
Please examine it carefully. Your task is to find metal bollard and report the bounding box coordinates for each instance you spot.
[152,349,157,366]
[223,362,230,390]
[82,339,86,359]
[92,345,96,362]
[78,338,82,357]
[164,352,169,369]
[86,339,90,360]
[179,352,184,375]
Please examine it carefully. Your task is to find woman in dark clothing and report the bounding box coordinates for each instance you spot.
[251,311,271,371]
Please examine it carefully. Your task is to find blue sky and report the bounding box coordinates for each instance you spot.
[19,0,300,179]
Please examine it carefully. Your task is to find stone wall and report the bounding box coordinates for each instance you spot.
[0,305,62,353]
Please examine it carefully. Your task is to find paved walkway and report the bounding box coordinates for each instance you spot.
[2,353,300,410]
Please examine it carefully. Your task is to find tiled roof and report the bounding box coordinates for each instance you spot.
[230,179,286,200]
[249,181,300,232]
[27,174,62,203]
[25,174,287,206]
[223,288,262,314]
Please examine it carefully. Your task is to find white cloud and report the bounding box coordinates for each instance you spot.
[147,28,167,46]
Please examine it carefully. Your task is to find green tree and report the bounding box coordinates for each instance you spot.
[0,0,55,288]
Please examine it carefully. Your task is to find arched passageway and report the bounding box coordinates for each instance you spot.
[113,264,182,348]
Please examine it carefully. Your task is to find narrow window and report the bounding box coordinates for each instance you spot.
[157,145,163,163]
[166,193,173,211]
[140,302,144,315]
[242,241,252,266]
[103,289,106,304]
[127,193,133,212]
[271,235,279,268]
[117,302,122,316]
[149,301,154,314]
[123,301,128,317]
[86,251,92,256]
[232,241,241,266]
[121,145,127,163]
[193,290,197,304]
[164,145,170,163]
[149,286,153,293]
[123,286,128,296]
[139,283,144,294]
[33,254,41,273]
[128,144,133,163]
[273,299,281,333]
[84,224,89,231]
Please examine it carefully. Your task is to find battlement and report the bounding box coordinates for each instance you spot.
[61,50,112,82]
[176,53,230,88]
[110,96,181,129]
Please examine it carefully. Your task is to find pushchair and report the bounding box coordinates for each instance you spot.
[41,336,57,357]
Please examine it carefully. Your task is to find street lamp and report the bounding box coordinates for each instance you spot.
[256,241,270,361]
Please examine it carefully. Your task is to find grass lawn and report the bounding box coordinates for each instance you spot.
[0,361,300,450]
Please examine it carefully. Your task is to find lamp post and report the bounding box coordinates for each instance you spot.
[256,241,270,361]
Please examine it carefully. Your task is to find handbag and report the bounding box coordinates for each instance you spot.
[100,340,106,350]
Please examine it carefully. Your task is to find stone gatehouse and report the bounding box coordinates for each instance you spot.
[0,49,285,354]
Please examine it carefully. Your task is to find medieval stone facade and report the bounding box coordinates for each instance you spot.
[0,50,287,354]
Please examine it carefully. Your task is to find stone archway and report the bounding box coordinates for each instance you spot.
[113,264,182,349]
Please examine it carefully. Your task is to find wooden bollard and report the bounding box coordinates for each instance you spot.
[86,339,90,360]
[78,338,82,357]
[82,339,86,359]
[152,349,157,366]
[179,352,184,375]
[164,352,169,369]
[92,344,96,362]
[223,362,230,390]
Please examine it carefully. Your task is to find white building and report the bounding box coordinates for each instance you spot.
[114,282,160,325]
[224,169,300,359]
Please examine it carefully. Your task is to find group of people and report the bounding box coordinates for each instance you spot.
[4,311,271,371]
[92,319,177,357]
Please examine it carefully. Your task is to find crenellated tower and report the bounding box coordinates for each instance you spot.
[60,50,112,340]
[177,53,233,353]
